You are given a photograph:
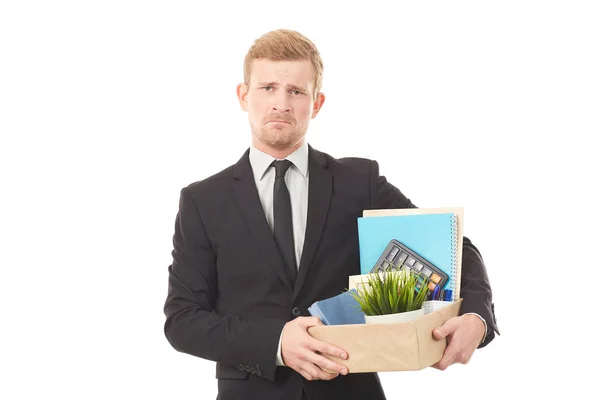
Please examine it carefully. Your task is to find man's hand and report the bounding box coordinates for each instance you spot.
[431,314,485,370]
[281,316,349,381]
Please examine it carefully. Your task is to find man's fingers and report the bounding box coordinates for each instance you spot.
[432,327,446,340]
[282,319,349,380]
[299,363,339,381]
[433,355,455,371]
[309,338,348,360]
[432,350,468,370]
[305,351,349,376]
[459,353,472,364]
[300,316,324,327]
[432,350,457,370]
[296,368,313,381]
[301,337,349,375]
[432,338,460,370]
[433,317,459,340]
[431,315,482,371]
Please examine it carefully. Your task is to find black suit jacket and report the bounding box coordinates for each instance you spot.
[164,145,499,400]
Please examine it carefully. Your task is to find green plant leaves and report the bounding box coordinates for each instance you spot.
[348,269,430,316]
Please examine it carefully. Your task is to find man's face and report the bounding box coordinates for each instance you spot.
[237,59,325,152]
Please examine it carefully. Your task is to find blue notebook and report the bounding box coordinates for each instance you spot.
[307,289,366,325]
[357,213,459,297]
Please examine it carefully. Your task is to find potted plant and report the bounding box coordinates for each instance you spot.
[350,268,430,324]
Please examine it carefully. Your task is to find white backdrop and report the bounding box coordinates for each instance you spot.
[1,1,598,399]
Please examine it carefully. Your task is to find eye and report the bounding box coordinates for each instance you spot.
[291,89,303,96]
[261,86,274,91]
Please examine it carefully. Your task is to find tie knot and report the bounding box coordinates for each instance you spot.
[272,159,293,178]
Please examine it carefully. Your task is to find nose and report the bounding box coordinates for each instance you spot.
[272,91,291,113]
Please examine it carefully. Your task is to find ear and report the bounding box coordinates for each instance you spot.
[236,83,249,111]
[311,92,325,119]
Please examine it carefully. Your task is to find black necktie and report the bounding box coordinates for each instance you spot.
[272,160,297,285]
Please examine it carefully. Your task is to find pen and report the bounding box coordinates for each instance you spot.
[431,286,440,301]
[443,289,453,301]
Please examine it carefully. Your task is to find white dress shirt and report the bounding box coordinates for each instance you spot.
[248,142,487,367]
[249,142,309,366]
[249,142,309,270]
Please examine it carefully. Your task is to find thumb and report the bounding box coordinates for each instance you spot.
[433,326,448,340]
[302,316,324,328]
[433,317,459,340]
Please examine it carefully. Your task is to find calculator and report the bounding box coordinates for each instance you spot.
[370,239,449,292]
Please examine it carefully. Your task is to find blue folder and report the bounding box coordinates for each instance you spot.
[307,289,365,325]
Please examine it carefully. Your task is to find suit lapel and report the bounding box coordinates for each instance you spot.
[294,147,332,298]
[232,150,293,291]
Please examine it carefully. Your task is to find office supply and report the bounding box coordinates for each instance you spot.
[443,289,453,302]
[431,286,440,301]
[370,239,449,294]
[357,208,464,301]
[307,289,366,325]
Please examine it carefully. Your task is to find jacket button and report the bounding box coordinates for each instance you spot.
[292,306,301,317]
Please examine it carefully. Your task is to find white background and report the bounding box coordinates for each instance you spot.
[1,1,598,399]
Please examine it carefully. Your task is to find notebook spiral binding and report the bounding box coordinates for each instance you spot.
[450,214,458,301]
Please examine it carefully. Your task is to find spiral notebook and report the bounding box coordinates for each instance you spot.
[356,208,464,301]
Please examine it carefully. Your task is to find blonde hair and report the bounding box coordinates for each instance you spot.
[244,29,324,99]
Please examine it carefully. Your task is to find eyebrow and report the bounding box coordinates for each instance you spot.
[257,82,308,92]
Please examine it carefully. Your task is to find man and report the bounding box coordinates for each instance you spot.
[163,29,499,400]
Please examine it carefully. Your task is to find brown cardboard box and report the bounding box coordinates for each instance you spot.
[307,299,462,373]
[308,207,465,372]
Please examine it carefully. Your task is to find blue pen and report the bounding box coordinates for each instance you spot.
[431,286,440,301]
[443,289,453,301]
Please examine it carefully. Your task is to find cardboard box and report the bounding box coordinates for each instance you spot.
[307,296,462,373]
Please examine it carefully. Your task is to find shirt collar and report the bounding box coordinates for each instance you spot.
[249,141,309,181]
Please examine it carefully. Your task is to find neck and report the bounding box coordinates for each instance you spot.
[252,139,304,159]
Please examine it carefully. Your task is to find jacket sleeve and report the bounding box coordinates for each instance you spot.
[456,237,500,347]
[368,160,499,347]
[163,187,286,381]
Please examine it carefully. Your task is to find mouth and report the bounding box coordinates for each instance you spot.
[266,121,292,126]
